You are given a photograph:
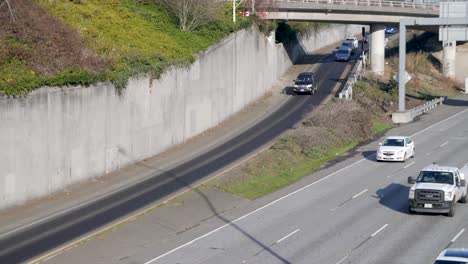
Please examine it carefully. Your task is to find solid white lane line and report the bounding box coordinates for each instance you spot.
[144,109,468,263]
[440,141,449,147]
[352,189,368,199]
[451,228,465,243]
[335,255,348,264]
[403,161,415,169]
[276,229,300,243]
[371,224,389,237]
[410,108,468,137]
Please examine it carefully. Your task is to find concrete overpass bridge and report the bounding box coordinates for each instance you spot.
[259,0,440,75]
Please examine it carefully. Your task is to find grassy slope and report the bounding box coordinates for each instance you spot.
[215,90,394,199]
[0,0,251,95]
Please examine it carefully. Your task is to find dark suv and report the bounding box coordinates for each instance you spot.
[293,72,317,95]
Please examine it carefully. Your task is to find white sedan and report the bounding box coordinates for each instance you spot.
[376,136,415,162]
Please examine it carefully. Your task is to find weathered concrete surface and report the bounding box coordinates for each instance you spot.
[432,42,468,83]
[392,111,413,124]
[370,24,386,76]
[442,41,457,78]
[0,25,362,210]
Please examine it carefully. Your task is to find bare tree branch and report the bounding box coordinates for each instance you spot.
[156,0,222,31]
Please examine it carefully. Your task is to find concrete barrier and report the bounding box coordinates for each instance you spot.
[392,96,445,123]
[339,53,366,100]
[0,25,363,209]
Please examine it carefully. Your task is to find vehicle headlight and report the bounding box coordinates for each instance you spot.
[307,85,312,87]
[445,191,453,201]
[294,85,298,88]
[409,190,415,199]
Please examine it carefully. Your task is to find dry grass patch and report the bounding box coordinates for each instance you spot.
[214,98,393,200]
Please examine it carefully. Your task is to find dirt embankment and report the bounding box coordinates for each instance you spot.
[0,0,108,76]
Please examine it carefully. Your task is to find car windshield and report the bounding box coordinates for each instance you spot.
[296,76,312,83]
[417,171,454,185]
[382,138,404,147]
[337,50,349,55]
[434,261,467,264]
[342,42,352,47]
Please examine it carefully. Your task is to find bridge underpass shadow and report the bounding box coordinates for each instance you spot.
[442,98,468,108]
[372,183,411,215]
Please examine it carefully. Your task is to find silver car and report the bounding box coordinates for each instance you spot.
[335,49,351,62]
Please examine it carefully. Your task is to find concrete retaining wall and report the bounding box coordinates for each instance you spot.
[0,25,362,209]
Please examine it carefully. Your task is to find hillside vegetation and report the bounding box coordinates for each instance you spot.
[0,0,252,95]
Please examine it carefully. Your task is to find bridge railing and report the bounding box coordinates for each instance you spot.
[338,53,365,100]
[273,0,439,10]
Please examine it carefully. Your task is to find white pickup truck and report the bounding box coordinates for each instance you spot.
[408,163,468,217]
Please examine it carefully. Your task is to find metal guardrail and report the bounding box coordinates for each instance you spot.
[338,53,365,100]
[273,0,439,10]
[409,96,446,119]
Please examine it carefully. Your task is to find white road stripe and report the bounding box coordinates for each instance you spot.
[352,189,368,199]
[276,229,300,243]
[403,161,415,169]
[451,228,465,243]
[371,224,389,237]
[440,141,449,147]
[335,255,348,264]
[410,108,468,137]
[144,109,468,264]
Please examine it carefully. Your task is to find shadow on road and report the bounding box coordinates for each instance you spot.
[282,86,295,95]
[372,183,411,215]
[361,150,377,161]
[443,98,468,108]
[130,157,292,263]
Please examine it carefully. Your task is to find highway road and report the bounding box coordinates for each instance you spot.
[0,44,359,263]
[140,104,468,264]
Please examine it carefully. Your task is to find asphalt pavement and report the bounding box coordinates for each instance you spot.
[140,96,468,264]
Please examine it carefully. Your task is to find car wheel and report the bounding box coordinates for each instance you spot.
[447,202,456,217]
[408,206,415,215]
[461,194,467,204]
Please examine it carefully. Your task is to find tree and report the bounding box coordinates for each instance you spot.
[156,0,223,31]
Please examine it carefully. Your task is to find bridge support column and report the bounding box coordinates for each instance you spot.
[370,24,385,76]
[443,41,456,78]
